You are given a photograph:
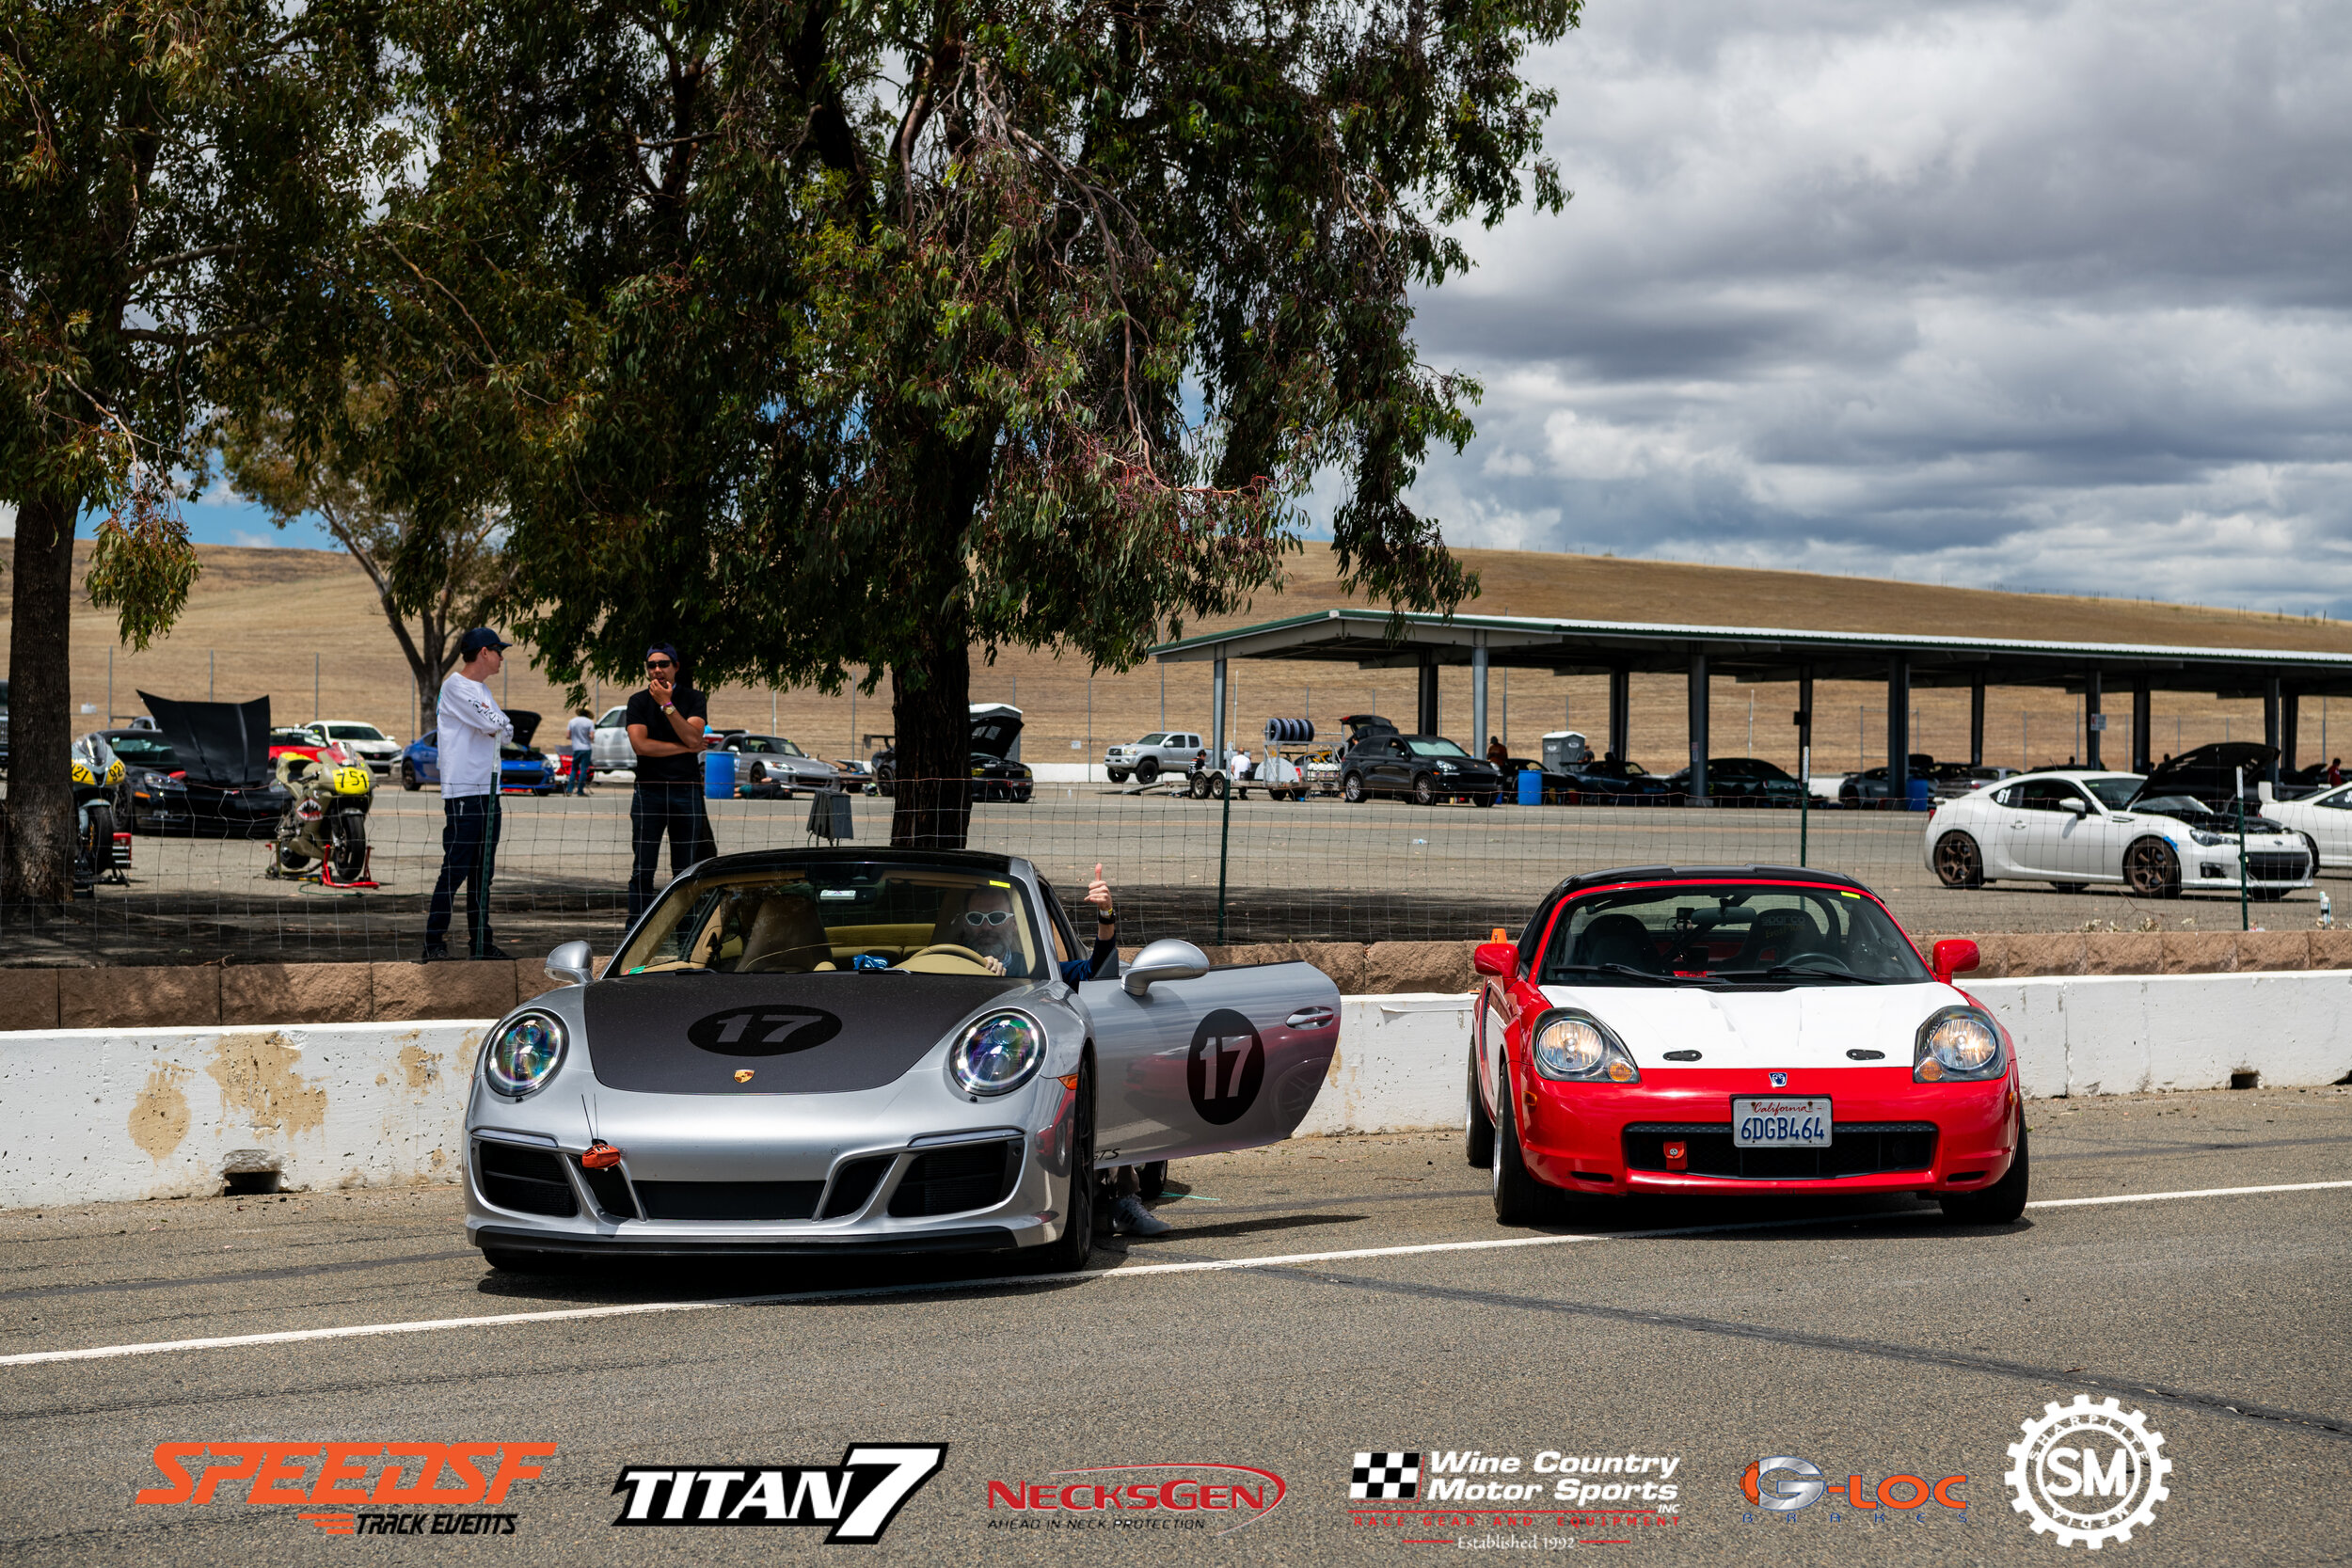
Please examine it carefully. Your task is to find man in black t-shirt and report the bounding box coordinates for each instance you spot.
[625,642,718,923]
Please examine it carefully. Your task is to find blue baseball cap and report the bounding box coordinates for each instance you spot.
[459,627,512,657]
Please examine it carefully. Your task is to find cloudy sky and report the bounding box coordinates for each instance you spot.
[144,0,2352,611]
[1397,0,2352,612]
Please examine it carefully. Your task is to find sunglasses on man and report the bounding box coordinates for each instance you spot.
[646,658,675,671]
[961,910,1012,927]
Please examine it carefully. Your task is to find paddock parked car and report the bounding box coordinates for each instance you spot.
[718,733,840,794]
[1924,751,2312,898]
[400,711,558,794]
[1466,863,2026,1226]
[1340,734,1504,805]
[109,695,294,837]
[462,847,1342,1270]
[303,720,403,775]
[1549,757,1680,806]
[2256,776,2352,871]
[1660,757,1806,807]
[1104,732,1203,784]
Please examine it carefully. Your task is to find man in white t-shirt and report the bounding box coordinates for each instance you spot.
[564,708,596,795]
[424,628,516,960]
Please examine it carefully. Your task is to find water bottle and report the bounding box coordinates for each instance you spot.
[2322,893,2333,930]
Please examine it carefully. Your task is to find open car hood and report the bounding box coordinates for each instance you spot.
[2128,741,2278,808]
[504,709,541,747]
[968,705,1023,759]
[138,691,272,786]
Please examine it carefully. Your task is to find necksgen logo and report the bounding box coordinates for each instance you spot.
[612,1445,946,1543]
[985,1463,1287,1536]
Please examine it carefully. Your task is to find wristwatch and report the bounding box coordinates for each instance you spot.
[661,703,677,715]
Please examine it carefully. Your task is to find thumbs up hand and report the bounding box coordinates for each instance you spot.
[1087,863,1116,922]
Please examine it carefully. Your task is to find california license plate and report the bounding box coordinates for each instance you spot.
[1732,1097,1833,1148]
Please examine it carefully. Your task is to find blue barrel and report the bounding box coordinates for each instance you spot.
[1518,768,1543,805]
[1907,777,1934,811]
[703,749,736,800]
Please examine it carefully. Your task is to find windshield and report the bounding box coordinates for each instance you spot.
[614,861,1047,979]
[1136,733,1167,746]
[269,729,317,747]
[1406,737,1471,759]
[108,735,179,768]
[2085,776,2144,809]
[1538,882,1931,986]
[325,723,386,740]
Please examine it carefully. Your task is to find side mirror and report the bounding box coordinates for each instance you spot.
[1123,938,1211,996]
[1931,939,1980,984]
[1473,942,1518,978]
[2059,798,2088,816]
[545,940,596,988]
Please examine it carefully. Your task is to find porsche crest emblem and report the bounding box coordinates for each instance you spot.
[734,1069,755,1084]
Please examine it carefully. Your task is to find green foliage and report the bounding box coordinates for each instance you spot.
[83,480,199,652]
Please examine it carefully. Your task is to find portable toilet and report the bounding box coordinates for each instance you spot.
[1542,731,1590,770]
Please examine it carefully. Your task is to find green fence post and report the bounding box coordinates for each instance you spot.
[1216,773,1232,943]
[2236,772,2250,932]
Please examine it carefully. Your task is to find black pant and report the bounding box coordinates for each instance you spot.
[629,782,716,923]
[425,793,501,952]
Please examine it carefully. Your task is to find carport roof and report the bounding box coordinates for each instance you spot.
[1150,609,2352,697]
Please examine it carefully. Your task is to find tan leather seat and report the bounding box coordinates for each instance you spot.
[737,894,833,973]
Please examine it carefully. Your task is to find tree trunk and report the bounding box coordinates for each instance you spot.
[3,489,81,911]
[889,612,973,848]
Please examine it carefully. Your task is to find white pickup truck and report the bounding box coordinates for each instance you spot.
[1104,731,1204,784]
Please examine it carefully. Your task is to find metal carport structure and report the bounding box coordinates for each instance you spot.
[1150,610,2352,800]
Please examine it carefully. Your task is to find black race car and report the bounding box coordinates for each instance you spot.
[873,704,1033,802]
[115,693,293,837]
[1548,757,1680,805]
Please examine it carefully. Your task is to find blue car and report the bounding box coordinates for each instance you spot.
[398,709,557,794]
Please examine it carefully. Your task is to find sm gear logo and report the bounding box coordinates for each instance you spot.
[1742,1456,1966,1513]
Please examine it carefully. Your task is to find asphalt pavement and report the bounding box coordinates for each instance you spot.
[2,1085,2347,1565]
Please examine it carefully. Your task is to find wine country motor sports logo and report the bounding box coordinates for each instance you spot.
[612,1446,946,1543]
[135,1440,555,1537]
[2006,1398,2171,1548]
[1347,1449,1683,1548]
[1739,1455,1969,1523]
[983,1462,1287,1535]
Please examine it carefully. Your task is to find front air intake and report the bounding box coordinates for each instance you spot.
[887,1141,1019,1217]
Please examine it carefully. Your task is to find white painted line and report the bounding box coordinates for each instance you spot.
[2,1178,2341,1370]
[2026,1178,2352,1209]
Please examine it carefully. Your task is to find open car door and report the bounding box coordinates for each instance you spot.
[1076,959,1341,1164]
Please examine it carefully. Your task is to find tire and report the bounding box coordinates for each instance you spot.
[1209,772,1229,800]
[1940,1124,2029,1224]
[400,761,421,791]
[2300,833,2322,877]
[1412,773,1438,807]
[1138,1161,1168,1200]
[2049,882,2090,895]
[876,765,895,798]
[1470,789,1497,808]
[2250,886,2290,903]
[1491,1063,1563,1226]
[1021,1057,1096,1273]
[274,841,313,873]
[1136,758,1159,784]
[1106,769,1129,784]
[1343,771,1367,803]
[1465,1043,1495,1169]
[84,801,117,866]
[329,817,369,882]
[2122,837,2181,899]
[1933,831,1985,889]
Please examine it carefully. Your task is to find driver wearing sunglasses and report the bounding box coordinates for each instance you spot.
[948,863,1120,983]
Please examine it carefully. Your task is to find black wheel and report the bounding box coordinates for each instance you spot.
[2301,833,2322,877]
[1138,1161,1168,1200]
[1209,772,1229,800]
[1940,1124,2029,1224]
[1136,758,1160,784]
[84,801,117,865]
[876,765,896,798]
[1412,773,1438,806]
[1470,789,1497,808]
[1022,1057,1096,1273]
[1343,771,1367,803]
[1106,769,1128,784]
[1465,1042,1495,1169]
[400,760,421,791]
[2250,886,2290,903]
[2049,882,2090,895]
[1491,1063,1564,1226]
[274,841,313,873]
[2122,837,2180,899]
[329,817,369,881]
[1933,832,1985,888]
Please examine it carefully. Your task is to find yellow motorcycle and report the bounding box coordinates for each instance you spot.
[268,743,377,886]
[72,736,128,888]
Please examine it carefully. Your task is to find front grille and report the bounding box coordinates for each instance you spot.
[888,1142,1019,1217]
[578,1161,636,1219]
[821,1156,894,1219]
[634,1180,824,1221]
[1623,1122,1937,1180]
[475,1141,579,1216]
[2247,852,2309,882]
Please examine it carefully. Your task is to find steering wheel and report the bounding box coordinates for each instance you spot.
[905,942,995,970]
[1782,951,1853,973]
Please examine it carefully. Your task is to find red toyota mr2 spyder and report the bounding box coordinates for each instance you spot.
[1467,864,2026,1225]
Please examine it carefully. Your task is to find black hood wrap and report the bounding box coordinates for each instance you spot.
[582,973,1025,1095]
[140,691,272,786]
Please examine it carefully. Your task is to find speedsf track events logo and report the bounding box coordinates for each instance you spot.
[135,1440,555,1537]
[984,1462,1286,1535]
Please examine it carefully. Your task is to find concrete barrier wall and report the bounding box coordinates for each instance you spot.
[5,973,2347,1211]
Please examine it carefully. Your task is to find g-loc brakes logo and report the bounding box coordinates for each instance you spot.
[612,1445,945,1544]
[1741,1456,1966,1513]
[1187,1009,1264,1126]
[2005,1397,2170,1548]
[686,1006,842,1055]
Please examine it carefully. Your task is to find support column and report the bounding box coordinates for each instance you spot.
[1471,639,1490,758]
[1417,654,1439,736]
[1969,674,1986,768]
[2133,677,2153,773]
[2085,669,2104,769]
[1211,656,1227,767]
[2264,676,2282,784]
[1887,656,1912,804]
[1687,652,1710,804]
[1608,668,1631,763]
[2283,689,2300,775]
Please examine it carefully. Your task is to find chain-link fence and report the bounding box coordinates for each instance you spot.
[5,769,2331,967]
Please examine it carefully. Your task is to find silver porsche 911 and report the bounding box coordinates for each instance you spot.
[465,847,1342,1271]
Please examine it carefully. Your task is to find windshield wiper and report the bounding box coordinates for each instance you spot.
[1545,962,1719,987]
[1712,966,1885,985]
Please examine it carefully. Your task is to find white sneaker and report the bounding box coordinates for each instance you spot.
[1111,1195,1172,1237]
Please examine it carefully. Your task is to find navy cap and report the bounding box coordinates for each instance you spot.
[459,627,512,657]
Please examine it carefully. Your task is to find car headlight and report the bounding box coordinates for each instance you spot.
[485,1011,566,1097]
[1435,760,1458,772]
[2191,831,2232,847]
[1915,1006,2003,1082]
[1531,1009,1640,1084]
[949,1011,1044,1096]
